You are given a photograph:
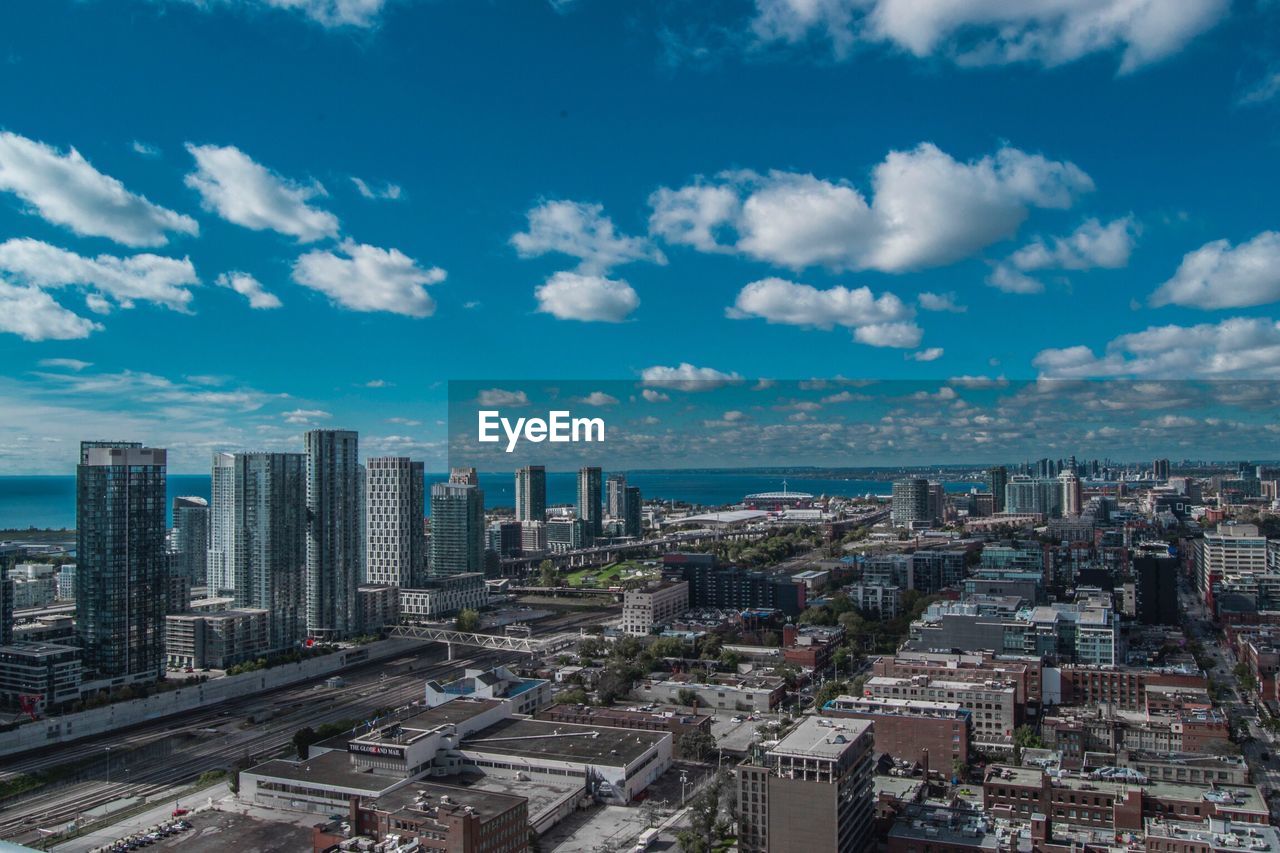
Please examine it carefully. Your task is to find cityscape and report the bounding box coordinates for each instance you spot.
[3,438,1280,853]
[4,0,1280,852]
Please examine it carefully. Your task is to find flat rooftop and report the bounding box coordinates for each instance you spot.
[388,698,503,733]
[365,780,525,820]
[769,716,871,760]
[246,750,404,795]
[461,717,667,766]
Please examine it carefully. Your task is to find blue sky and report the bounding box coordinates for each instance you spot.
[1,0,1279,473]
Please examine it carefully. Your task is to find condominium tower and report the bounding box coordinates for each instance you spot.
[305,430,363,640]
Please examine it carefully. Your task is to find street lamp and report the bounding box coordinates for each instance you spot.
[105,746,112,785]
[680,770,689,807]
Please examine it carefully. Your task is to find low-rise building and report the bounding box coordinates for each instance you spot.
[865,675,1017,747]
[621,581,689,636]
[424,665,551,716]
[536,704,712,758]
[0,642,82,710]
[823,694,971,768]
[1143,817,1280,853]
[633,672,786,713]
[357,584,399,632]
[781,624,844,670]
[164,608,270,670]
[399,573,489,620]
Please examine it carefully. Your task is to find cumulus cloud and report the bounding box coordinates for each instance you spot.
[477,389,530,407]
[292,239,445,317]
[750,0,1228,73]
[649,143,1091,273]
[0,282,102,341]
[909,347,945,362]
[989,216,1137,293]
[534,271,639,323]
[641,363,743,391]
[641,389,670,403]
[0,131,197,247]
[164,0,390,28]
[728,277,922,349]
[39,358,92,371]
[513,200,665,274]
[917,291,966,313]
[1033,317,1280,378]
[215,271,282,309]
[0,238,199,313]
[1149,231,1280,310]
[185,143,339,242]
[578,391,620,406]
[351,176,402,200]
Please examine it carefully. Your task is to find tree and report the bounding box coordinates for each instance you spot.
[455,608,481,632]
[539,559,558,588]
[555,687,589,705]
[679,730,718,762]
[1013,725,1043,750]
[814,679,849,709]
[677,688,699,708]
[292,726,318,759]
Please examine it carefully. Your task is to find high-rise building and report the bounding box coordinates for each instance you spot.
[0,561,12,646]
[170,496,209,586]
[76,441,168,684]
[428,480,484,577]
[986,466,1008,512]
[365,457,425,588]
[514,465,546,522]
[1060,470,1083,517]
[1005,475,1063,517]
[1153,458,1171,480]
[623,486,642,538]
[305,430,363,640]
[1135,552,1179,625]
[577,466,602,539]
[210,452,308,652]
[449,466,478,486]
[736,716,874,853]
[891,478,930,528]
[606,473,627,519]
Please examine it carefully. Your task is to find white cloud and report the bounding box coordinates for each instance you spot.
[477,389,530,407]
[38,358,92,371]
[283,408,331,424]
[987,264,1045,294]
[131,141,161,158]
[1034,317,1280,378]
[578,391,620,406]
[513,200,665,273]
[918,291,966,313]
[534,271,639,323]
[292,239,445,317]
[0,131,197,247]
[387,416,422,426]
[750,0,1228,73]
[641,363,743,391]
[167,0,390,28]
[0,238,200,313]
[728,277,922,348]
[1149,231,1280,310]
[641,389,670,402]
[854,322,924,349]
[351,176,402,200]
[185,143,339,242]
[0,282,102,341]
[650,143,1091,272]
[1239,68,1280,107]
[364,379,390,388]
[909,347,945,362]
[215,271,282,309]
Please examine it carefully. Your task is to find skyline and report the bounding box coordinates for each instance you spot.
[3,1,1280,473]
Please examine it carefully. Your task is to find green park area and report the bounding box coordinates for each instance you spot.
[563,560,660,588]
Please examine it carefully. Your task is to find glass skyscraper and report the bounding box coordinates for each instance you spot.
[428,479,484,577]
[514,464,546,522]
[76,441,168,684]
[305,430,363,640]
[577,466,602,540]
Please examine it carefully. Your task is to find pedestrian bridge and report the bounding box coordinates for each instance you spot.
[388,625,577,658]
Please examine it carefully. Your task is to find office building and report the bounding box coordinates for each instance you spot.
[1060,470,1083,517]
[514,464,546,522]
[675,557,806,615]
[0,563,11,646]
[520,520,547,555]
[76,441,168,684]
[867,675,1017,747]
[305,430,364,640]
[0,642,82,710]
[365,456,425,588]
[823,694,971,768]
[449,466,478,485]
[1153,458,1171,480]
[210,452,308,652]
[399,573,489,620]
[428,479,484,577]
[55,564,75,603]
[546,517,588,553]
[736,716,874,853]
[164,608,271,670]
[1135,552,1179,625]
[485,521,523,559]
[986,466,1008,513]
[170,496,209,585]
[577,466,602,540]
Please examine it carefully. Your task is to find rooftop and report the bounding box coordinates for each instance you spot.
[460,717,667,766]
[769,716,871,760]
[364,780,525,821]
[246,750,404,795]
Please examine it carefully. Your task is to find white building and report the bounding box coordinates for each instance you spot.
[622,581,689,635]
[865,674,1017,747]
[399,573,489,620]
